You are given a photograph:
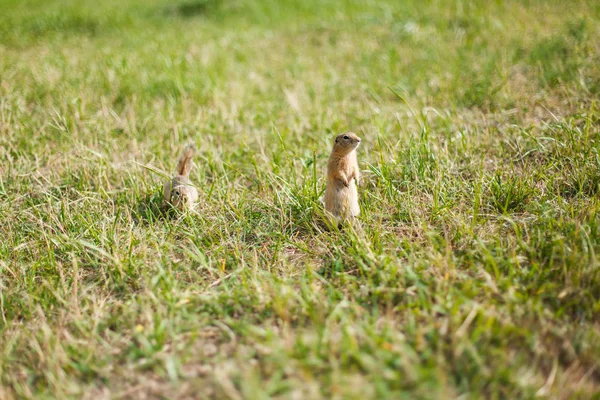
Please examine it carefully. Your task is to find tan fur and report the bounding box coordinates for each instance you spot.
[324,132,361,221]
[176,144,195,176]
[163,144,199,210]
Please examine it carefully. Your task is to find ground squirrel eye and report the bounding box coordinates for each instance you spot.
[343,135,349,139]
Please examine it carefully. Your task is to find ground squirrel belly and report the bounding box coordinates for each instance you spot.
[163,144,199,210]
[324,132,361,220]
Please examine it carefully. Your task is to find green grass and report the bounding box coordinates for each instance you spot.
[1,0,599,398]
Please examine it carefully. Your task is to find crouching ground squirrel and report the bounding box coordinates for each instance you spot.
[163,144,199,210]
[324,132,361,222]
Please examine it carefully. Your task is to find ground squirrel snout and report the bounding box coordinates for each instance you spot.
[324,132,361,221]
[163,144,199,210]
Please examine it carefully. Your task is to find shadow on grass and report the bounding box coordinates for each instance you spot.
[164,0,221,18]
[132,191,174,225]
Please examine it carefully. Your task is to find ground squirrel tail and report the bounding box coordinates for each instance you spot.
[176,144,195,176]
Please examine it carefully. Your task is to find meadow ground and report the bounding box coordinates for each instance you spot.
[1,0,600,398]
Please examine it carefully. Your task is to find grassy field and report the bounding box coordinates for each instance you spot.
[1,0,600,398]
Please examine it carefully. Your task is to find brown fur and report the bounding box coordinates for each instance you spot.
[324,132,361,221]
[176,144,195,177]
[163,144,199,210]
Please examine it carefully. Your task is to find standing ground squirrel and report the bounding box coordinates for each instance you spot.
[163,144,199,210]
[324,132,361,221]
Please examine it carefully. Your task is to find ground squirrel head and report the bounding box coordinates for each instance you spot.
[333,132,361,154]
[169,184,194,210]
